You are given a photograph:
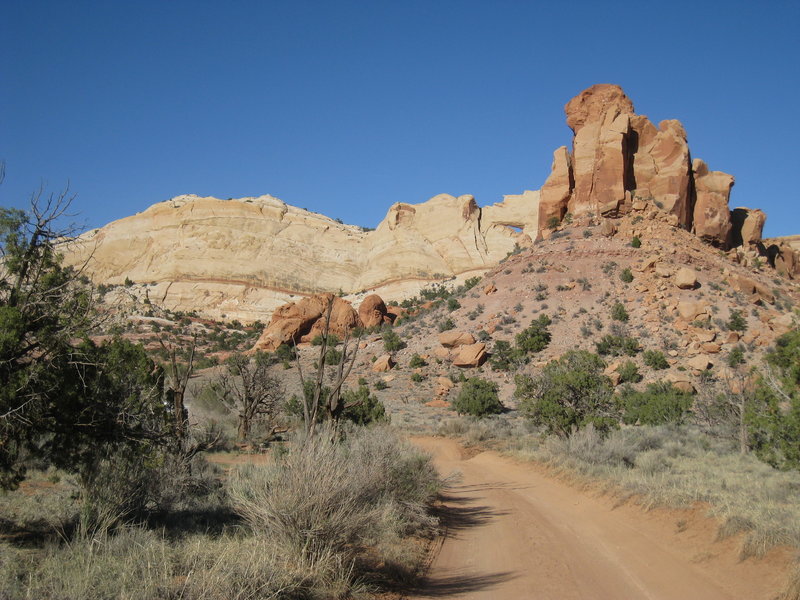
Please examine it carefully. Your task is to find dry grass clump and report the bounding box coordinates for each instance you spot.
[1,425,441,599]
[514,424,800,559]
[228,425,441,594]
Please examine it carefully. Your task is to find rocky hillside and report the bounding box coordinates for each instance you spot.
[64,84,799,323]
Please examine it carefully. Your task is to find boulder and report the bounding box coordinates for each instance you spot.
[731,275,774,304]
[452,343,487,368]
[730,208,766,247]
[358,294,389,328]
[677,300,708,321]
[433,346,451,360]
[674,268,698,289]
[253,293,359,352]
[667,373,696,394]
[692,159,734,247]
[372,354,395,372]
[688,355,713,371]
[439,331,476,348]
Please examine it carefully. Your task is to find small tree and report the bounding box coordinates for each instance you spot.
[621,382,692,425]
[294,299,361,440]
[453,378,503,417]
[516,350,618,436]
[215,352,284,440]
[516,314,551,354]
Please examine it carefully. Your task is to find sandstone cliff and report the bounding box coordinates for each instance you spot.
[66,192,539,322]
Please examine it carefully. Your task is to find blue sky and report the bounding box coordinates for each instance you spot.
[2,0,798,236]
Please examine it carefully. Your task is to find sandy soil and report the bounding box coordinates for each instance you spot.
[407,437,791,600]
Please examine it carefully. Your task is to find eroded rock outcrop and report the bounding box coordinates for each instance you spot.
[542,83,749,249]
[66,192,538,322]
[253,293,360,352]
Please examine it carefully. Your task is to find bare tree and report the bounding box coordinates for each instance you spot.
[215,352,284,440]
[159,334,196,441]
[695,368,758,454]
[294,298,361,440]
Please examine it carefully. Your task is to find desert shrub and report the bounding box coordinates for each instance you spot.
[463,276,481,290]
[596,334,640,357]
[453,378,503,417]
[516,350,618,436]
[631,236,641,248]
[228,426,440,595]
[617,360,642,383]
[409,354,427,368]
[410,373,424,383]
[516,314,552,354]
[311,333,340,346]
[375,380,388,391]
[727,345,745,367]
[728,310,748,332]
[382,329,406,352]
[621,382,693,425]
[619,268,634,283]
[611,302,629,322]
[447,298,461,311]
[340,385,388,425]
[546,216,560,230]
[643,349,669,370]
[490,340,526,371]
[438,318,455,332]
[324,347,343,365]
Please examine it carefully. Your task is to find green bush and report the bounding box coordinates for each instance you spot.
[516,314,551,354]
[619,267,634,283]
[490,340,526,371]
[621,382,693,425]
[409,354,427,368]
[324,347,342,365]
[643,349,669,370]
[727,345,745,368]
[596,334,640,357]
[438,318,455,332]
[375,380,388,391]
[631,236,641,248]
[453,378,503,417]
[311,334,340,346]
[728,310,748,332]
[611,302,629,322]
[617,360,642,383]
[382,329,405,352]
[410,372,424,383]
[516,350,617,436]
[447,298,461,311]
[341,385,388,425]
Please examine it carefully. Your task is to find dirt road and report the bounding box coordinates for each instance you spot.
[408,437,790,600]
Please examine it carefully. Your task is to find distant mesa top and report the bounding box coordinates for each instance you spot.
[61,84,797,323]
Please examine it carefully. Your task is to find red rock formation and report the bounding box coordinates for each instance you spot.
[692,159,734,246]
[358,294,389,328]
[538,146,573,228]
[252,293,361,351]
[438,331,476,348]
[452,342,487,368]
[730,208,766,247]
[542,84,748,250]
[566,84,634,218]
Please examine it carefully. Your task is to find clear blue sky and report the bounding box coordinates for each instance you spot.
[2,0,798,236]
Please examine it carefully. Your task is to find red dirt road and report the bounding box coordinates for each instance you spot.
[408,437,790,600]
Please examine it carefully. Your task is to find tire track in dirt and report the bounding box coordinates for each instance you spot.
[407,437,790,600]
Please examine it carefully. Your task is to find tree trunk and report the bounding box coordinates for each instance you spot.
[237,414,250,441]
